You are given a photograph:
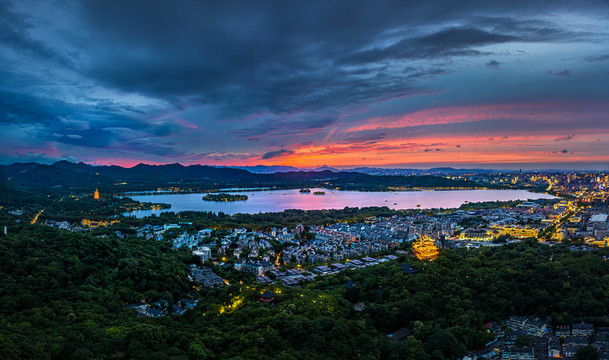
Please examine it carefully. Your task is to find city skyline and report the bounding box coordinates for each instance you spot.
[1,1,609,170]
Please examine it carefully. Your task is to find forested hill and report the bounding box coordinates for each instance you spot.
[0,161,482,191]
[3,227,609,359]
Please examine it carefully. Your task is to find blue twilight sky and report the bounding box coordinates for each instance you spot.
[1,0,608,169]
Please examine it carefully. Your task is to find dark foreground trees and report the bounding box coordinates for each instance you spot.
[2,226,609,359]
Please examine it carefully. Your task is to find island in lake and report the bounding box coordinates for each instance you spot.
[299,189,311,193]
[202,194,248,202]
[313,191,326,195]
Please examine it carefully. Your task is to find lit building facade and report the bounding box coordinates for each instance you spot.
[412,235,439,260]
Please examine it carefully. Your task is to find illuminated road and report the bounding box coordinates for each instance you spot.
[31,209,44,224]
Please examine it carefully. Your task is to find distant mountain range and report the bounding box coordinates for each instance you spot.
[344,167,517,176]
[229,165,519,175]
[230,165,522,175]
[0,161,360,189]
[0,161,481,191]
[249,165,590,175]
[232,165,340,173]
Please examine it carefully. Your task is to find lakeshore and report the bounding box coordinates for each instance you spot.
[124,188,557,217]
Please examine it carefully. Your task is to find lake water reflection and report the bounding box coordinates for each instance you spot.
[124,188,557,218]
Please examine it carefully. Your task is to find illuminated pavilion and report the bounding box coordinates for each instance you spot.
[412,235,439,261]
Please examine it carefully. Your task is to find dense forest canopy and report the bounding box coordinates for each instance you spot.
[2,222,609,359]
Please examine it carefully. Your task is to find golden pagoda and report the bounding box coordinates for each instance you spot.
[93,189,100,199]
[412,235,439,261]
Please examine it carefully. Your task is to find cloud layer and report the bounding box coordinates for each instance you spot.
[1,0,608,169]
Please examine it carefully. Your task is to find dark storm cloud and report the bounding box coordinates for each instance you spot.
[468,16,595,43]
[341,28,512,64]
[486,60,501,69]
[51,129,114,148]
[262,149,294,159]
[1,0,609,164]
[73,0,605,117]
[585,54,609,62]
[0,2,79,68]
[341,16,595,66]
[77,1,434,117]
[552,149,570,154]
[554,134,574,141]
[0,88,180,151]
[341,132,387,144]
[555,70,571,77]
[230,115,336,138]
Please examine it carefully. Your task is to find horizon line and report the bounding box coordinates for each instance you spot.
[3,159,608,172]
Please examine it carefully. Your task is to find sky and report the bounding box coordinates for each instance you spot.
[1,0,608,170]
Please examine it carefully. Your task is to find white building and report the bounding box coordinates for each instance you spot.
[193,246,212,262]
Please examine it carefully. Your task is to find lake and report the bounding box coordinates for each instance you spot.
[123,188,557,218]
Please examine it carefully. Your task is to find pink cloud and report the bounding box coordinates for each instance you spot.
[175,118,200,130]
